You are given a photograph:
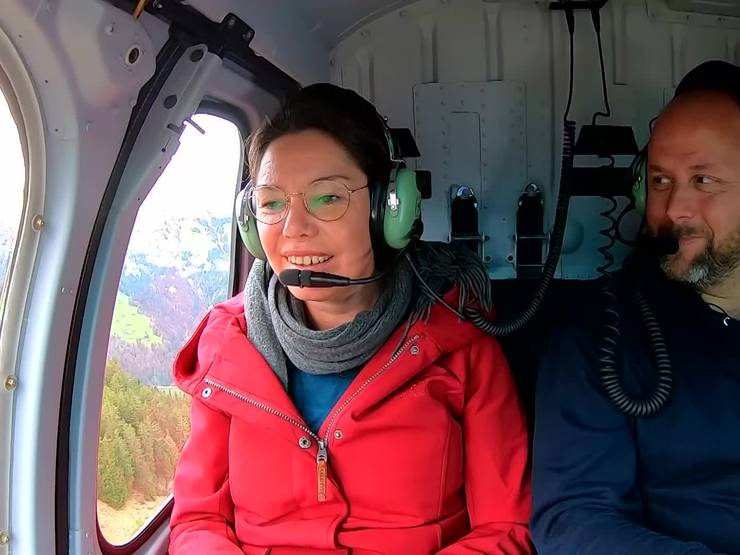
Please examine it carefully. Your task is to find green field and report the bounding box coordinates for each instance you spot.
[111,293,162,346]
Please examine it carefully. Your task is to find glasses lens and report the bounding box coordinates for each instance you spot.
[305,180,351,221]
[248,186,287,224]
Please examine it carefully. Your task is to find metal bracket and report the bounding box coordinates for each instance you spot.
[515,183,546,278]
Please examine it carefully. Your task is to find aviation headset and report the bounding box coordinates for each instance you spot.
[235,113,422,262]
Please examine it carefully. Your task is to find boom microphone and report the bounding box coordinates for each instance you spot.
[647,235,679,256]
[279,269,385,288]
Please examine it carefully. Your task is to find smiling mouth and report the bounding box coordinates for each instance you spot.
[286,255,333,266]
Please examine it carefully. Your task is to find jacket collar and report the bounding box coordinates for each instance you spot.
[173,290,488,419]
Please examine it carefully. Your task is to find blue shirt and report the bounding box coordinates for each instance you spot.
[532,267,740,555]
[287,359,361,433]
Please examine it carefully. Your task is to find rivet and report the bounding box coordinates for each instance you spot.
[334,430,343,440]
[298,436,312,449]
[201,387,212,398]
[32,215,45,231]
[410,345,420,355]
[4,375,17,391]
[125,45,141,66]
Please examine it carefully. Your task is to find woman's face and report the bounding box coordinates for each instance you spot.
[255,129,376,303]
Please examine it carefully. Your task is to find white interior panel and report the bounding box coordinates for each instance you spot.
[414,81,526,276]
[332,0,740,278]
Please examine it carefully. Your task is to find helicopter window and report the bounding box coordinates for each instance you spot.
[96,113,242,546]
[0,72,25,329]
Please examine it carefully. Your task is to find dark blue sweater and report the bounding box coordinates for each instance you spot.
[532,268,740,555]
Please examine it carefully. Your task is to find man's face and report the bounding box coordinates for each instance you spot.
[646,91,740,289]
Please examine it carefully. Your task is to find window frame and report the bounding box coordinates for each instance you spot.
[94,103,249,554]
[56,3,297,549]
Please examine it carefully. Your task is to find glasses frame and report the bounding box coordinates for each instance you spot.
[246,181,370,225]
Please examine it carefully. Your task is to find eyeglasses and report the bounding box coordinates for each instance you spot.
[247,180,369,224]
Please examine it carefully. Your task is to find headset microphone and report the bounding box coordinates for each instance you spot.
[279,269,386,288]
[648,235,679,256]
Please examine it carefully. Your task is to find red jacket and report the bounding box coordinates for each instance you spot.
[169,292,533,554]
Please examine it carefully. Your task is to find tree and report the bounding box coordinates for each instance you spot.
[98,358,192,507]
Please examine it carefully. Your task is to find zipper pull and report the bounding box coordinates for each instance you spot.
[316,440,328,502]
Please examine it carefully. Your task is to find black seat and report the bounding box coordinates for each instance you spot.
[493,278,599,431]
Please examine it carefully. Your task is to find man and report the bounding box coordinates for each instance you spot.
[531,60,740,554]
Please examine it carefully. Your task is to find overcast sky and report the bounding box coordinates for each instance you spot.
[1,96,243,260]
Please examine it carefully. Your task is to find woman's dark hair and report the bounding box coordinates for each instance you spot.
[247,83,392,188]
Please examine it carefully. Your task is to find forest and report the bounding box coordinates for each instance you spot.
[97,360,191,510]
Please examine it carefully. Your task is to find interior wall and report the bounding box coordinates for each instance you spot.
[331,0,740,279]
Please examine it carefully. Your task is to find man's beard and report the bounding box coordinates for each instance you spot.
[660,224,740,289]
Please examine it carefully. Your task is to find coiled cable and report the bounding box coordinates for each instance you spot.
[464,120,575,335]
[464,8,578,336]
[598,277,674,417]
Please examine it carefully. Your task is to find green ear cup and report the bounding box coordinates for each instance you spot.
[235,188,267,260]
[383,167,421,250]
[632,153,647,216]
[633,172,646,215]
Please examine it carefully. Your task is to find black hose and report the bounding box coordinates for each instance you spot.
[590,7,612,126]
[464,10,578,337]
[464,119,575,335]
[597,279,674,417]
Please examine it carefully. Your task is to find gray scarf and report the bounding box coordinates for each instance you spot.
[244,242,491,388]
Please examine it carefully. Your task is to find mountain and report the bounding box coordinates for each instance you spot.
[108,214,233,385]
[0,214,234,386]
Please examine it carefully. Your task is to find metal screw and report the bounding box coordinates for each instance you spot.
[4,376,17,391]
[32,215,45,231]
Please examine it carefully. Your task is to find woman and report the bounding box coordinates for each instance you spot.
[169,83,533,554]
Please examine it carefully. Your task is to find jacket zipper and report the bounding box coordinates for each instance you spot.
[320,334,421,446]
[203,333,420,503]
